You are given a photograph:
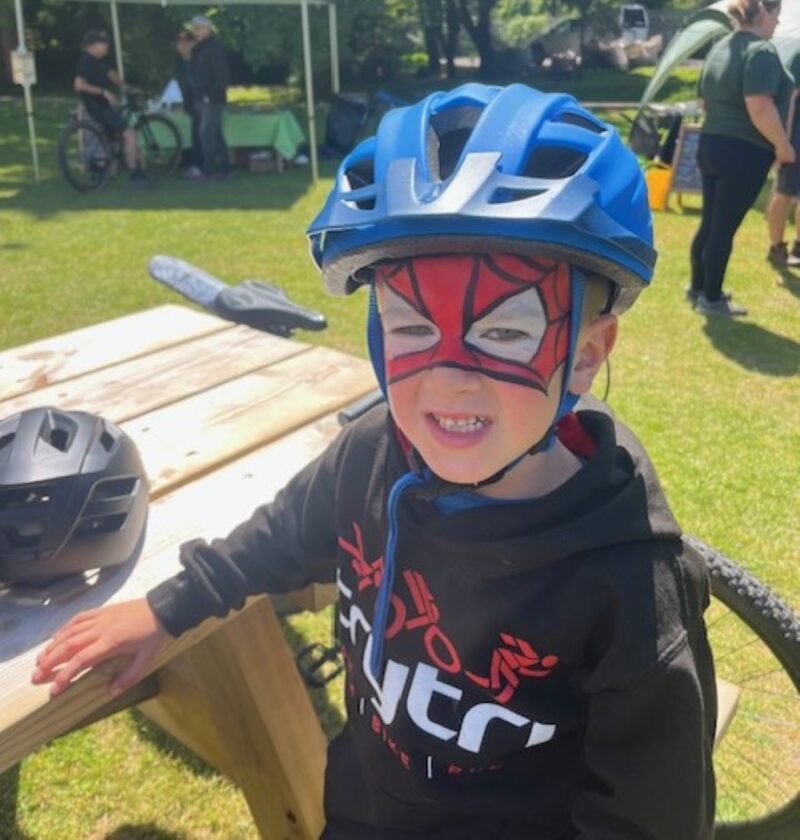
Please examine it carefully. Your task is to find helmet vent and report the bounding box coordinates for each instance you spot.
[99,430,115,452]
[75,512,128,539]
[91,477,138,500]
[523,146,587,179]
[4,523,43,549]
[489,187,545,205]
[0,485,54,511]
[554,112,605,134]
[428,106,483,181]
[0,433,14,453]
[344,159,376,210]
[47,427,71,452]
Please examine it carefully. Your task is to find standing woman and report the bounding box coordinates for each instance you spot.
[690,0,795,316]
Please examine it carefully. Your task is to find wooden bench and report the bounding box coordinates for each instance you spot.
[0,305,377,839]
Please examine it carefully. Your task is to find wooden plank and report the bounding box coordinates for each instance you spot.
[2,326,309,422]
[0,305,226,402]
[0,412,345,770]
[143,599,327,839]
[124,346,375,497]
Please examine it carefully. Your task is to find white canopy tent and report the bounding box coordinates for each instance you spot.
[638,0,800,111]
[11,0,341,182]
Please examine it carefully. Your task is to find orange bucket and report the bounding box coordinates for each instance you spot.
[645,163,672,212]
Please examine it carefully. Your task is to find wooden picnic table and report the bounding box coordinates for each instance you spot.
[0,304,377,839]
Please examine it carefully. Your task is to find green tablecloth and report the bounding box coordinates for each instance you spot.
[162,109,306,161]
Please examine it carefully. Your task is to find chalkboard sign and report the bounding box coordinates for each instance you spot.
[671,124,702,194]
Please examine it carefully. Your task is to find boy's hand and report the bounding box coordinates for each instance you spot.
[31,599,170,698]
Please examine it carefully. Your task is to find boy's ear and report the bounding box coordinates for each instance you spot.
[569,314,618,395]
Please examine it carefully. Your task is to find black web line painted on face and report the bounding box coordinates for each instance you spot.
[387,360,551,392]
[481,253,561,288]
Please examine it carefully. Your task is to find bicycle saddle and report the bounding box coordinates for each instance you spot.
[148,255,327,336]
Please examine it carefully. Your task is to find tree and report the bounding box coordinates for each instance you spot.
[415,0,462,78]
[457,0,499,77]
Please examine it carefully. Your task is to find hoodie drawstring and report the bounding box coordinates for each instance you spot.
[369,469,429,679]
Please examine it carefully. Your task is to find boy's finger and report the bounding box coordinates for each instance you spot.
[33,629,101,681]
[49,643,105,696]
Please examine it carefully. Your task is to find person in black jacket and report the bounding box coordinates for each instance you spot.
[174,29,202,177]
[189,14,229,179]
[33,84,717,839]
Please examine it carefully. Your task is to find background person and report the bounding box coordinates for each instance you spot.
[32,84,716,839]
[74,29,148,186]
[174,29,202,178]
[766,45,800,267]
[689,0,794,317]
[189,15,230,180]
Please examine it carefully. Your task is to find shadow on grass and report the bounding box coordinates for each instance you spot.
[0,764,34,840]
[128,710,221,780]
[0,164,326,220]
[105,824,188,839]
[775,265,800,300]
[702,317,800,376]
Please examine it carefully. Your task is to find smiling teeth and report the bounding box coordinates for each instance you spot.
[433,415,488,432]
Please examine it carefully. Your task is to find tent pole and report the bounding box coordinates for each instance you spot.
[301,0,318,182]
[329,2,339,94]
[13,0,41,183]
[109,0,125,81]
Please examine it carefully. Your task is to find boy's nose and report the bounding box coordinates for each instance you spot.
[425,363,483,394]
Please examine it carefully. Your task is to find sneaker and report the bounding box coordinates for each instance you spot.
[181,165,203,180]
[695,294,748,317]
[685,287,732,303]
[787,240,800,267]
[767,242,789,267]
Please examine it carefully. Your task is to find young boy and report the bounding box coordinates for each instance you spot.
[33,84,717,839]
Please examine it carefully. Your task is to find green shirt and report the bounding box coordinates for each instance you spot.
[700,31,793,150]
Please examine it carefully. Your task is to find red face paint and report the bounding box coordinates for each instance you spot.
[375,254,571,393]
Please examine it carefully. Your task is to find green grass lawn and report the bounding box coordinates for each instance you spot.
[1,80,798,838]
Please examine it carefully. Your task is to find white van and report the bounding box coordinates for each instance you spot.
[619,4,649,43]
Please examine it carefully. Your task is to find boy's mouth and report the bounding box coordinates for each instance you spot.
[429,413,490,433]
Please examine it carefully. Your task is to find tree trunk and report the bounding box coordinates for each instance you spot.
[458,0,496,78]
[443,0,460,79]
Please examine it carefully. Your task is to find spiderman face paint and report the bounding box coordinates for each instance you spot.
[375,254,571,393]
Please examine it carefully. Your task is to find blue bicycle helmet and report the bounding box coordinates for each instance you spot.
[308,83,656,314]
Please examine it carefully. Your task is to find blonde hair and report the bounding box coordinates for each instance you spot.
[580,273,615,328]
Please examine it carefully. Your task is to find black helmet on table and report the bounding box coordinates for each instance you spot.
[0,408,148,584]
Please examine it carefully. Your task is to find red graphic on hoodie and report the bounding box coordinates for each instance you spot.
[465,633,560,704]
[338,523,559,704]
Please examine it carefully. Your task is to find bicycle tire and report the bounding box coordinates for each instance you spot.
[57,120,113,193]
[685,535,800,839]
[136,113,182,177]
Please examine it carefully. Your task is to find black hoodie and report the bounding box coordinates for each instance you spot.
[148,402,716,839]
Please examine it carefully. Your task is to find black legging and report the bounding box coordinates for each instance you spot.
[690,133,773,301]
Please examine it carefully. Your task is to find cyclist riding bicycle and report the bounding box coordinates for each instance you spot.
[33,83,717,838]
[74,29,148,186]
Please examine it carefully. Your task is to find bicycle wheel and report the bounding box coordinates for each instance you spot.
[136,113,182,177]
[685,536,800,838]
[57,120,113,193]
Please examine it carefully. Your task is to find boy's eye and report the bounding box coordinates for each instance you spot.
[465,287,546,364]
[480,327,531,342]
[392,324,436,337]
